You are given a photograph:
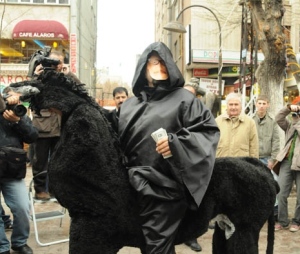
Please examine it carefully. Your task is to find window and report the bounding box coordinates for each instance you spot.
[0,39,69,65]
[5,0,69,4]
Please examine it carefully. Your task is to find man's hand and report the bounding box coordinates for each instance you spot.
[267,159,274,170]
[5,95,20,105]
[34,64,44,76]
[290,104,300,112]
[2,109,20,123]
[156,137,172,158]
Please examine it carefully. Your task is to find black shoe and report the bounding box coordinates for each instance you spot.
[185,239,202,252]
[11,244,33,254]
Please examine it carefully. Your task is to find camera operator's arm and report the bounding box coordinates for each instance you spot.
[0,94,5,112]
[2,109,38,143]
[3,95,21,123]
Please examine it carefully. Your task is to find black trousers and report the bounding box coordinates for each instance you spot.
[128,166,188,254]
[32,137,59,193]
[139,195,187,254]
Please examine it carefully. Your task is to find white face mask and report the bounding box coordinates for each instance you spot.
[147,55,168,81]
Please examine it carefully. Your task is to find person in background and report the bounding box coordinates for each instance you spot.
[182,84,202,252]
[252,95,280,218]
[62,65,81,84]
[31,51,63,200]
[215,92,259,158]
[0,88,38,254]
[274,102,300,232]
[183,83,198,95]
[105,87,128,133]
[118,42,220,254]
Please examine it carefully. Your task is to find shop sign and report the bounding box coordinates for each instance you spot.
[192,49,264,64]
[193,68,208,77]
[0,75,29,86]
[199,78,225,95]
[70,33,77,74]
[18,32,55,38]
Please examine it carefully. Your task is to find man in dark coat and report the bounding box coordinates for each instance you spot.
[105,87,128,133]
[118,42,220,254]
[0,89,38,254]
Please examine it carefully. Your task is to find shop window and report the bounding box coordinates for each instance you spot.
[0,39,69,65]
[5,0,69,3]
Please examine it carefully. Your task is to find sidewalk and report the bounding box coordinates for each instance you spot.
[2,166,300,253]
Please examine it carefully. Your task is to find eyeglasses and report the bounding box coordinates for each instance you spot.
[148,58,164,65]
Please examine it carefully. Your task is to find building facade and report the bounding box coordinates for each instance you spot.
[0,0,97,94]
[155,0,299,101]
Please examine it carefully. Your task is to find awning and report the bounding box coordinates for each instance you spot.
[12,20,69,40]
[0,48,24,57]
[0,41,23,57]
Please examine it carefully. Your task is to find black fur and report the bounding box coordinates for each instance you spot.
[10,71,279,254]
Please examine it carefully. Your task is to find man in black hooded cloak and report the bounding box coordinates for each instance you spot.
[118,42,220,254]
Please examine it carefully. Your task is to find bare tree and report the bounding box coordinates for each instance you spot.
[248,0,287,115]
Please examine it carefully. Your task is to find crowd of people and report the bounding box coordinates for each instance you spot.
[0,41,300,254]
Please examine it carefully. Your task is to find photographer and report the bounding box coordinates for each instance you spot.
[0,87,38,254]
[274,102,300,232]
[32,50,64,77]
[30,50,63,201]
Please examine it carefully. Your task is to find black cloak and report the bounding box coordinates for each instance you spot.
[119,42,220,207]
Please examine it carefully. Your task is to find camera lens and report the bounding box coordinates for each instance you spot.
[13,105,27,117]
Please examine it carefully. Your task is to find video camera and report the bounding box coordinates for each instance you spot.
[27,46,60,78]
[0,94,27,117]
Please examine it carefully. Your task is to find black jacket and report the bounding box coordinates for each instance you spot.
[119,42,220,207]
[0,114,38,148]
[104,108,119,134]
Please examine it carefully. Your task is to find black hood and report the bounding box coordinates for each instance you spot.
[132,42,185,97]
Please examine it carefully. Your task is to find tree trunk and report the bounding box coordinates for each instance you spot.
[249,0,286,116]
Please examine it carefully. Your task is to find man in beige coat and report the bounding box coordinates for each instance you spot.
[215,92,259,158]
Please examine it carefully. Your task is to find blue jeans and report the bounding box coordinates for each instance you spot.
[0,178,30,252]
[1,205,12,226]
[277,159,300,226]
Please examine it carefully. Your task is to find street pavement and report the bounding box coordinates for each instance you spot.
[2,166,300,254]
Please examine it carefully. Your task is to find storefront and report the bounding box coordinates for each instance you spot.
[1,20,69,65]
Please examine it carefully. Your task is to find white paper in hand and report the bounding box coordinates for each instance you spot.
[151,128,167,142]
[151,128,172,159]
